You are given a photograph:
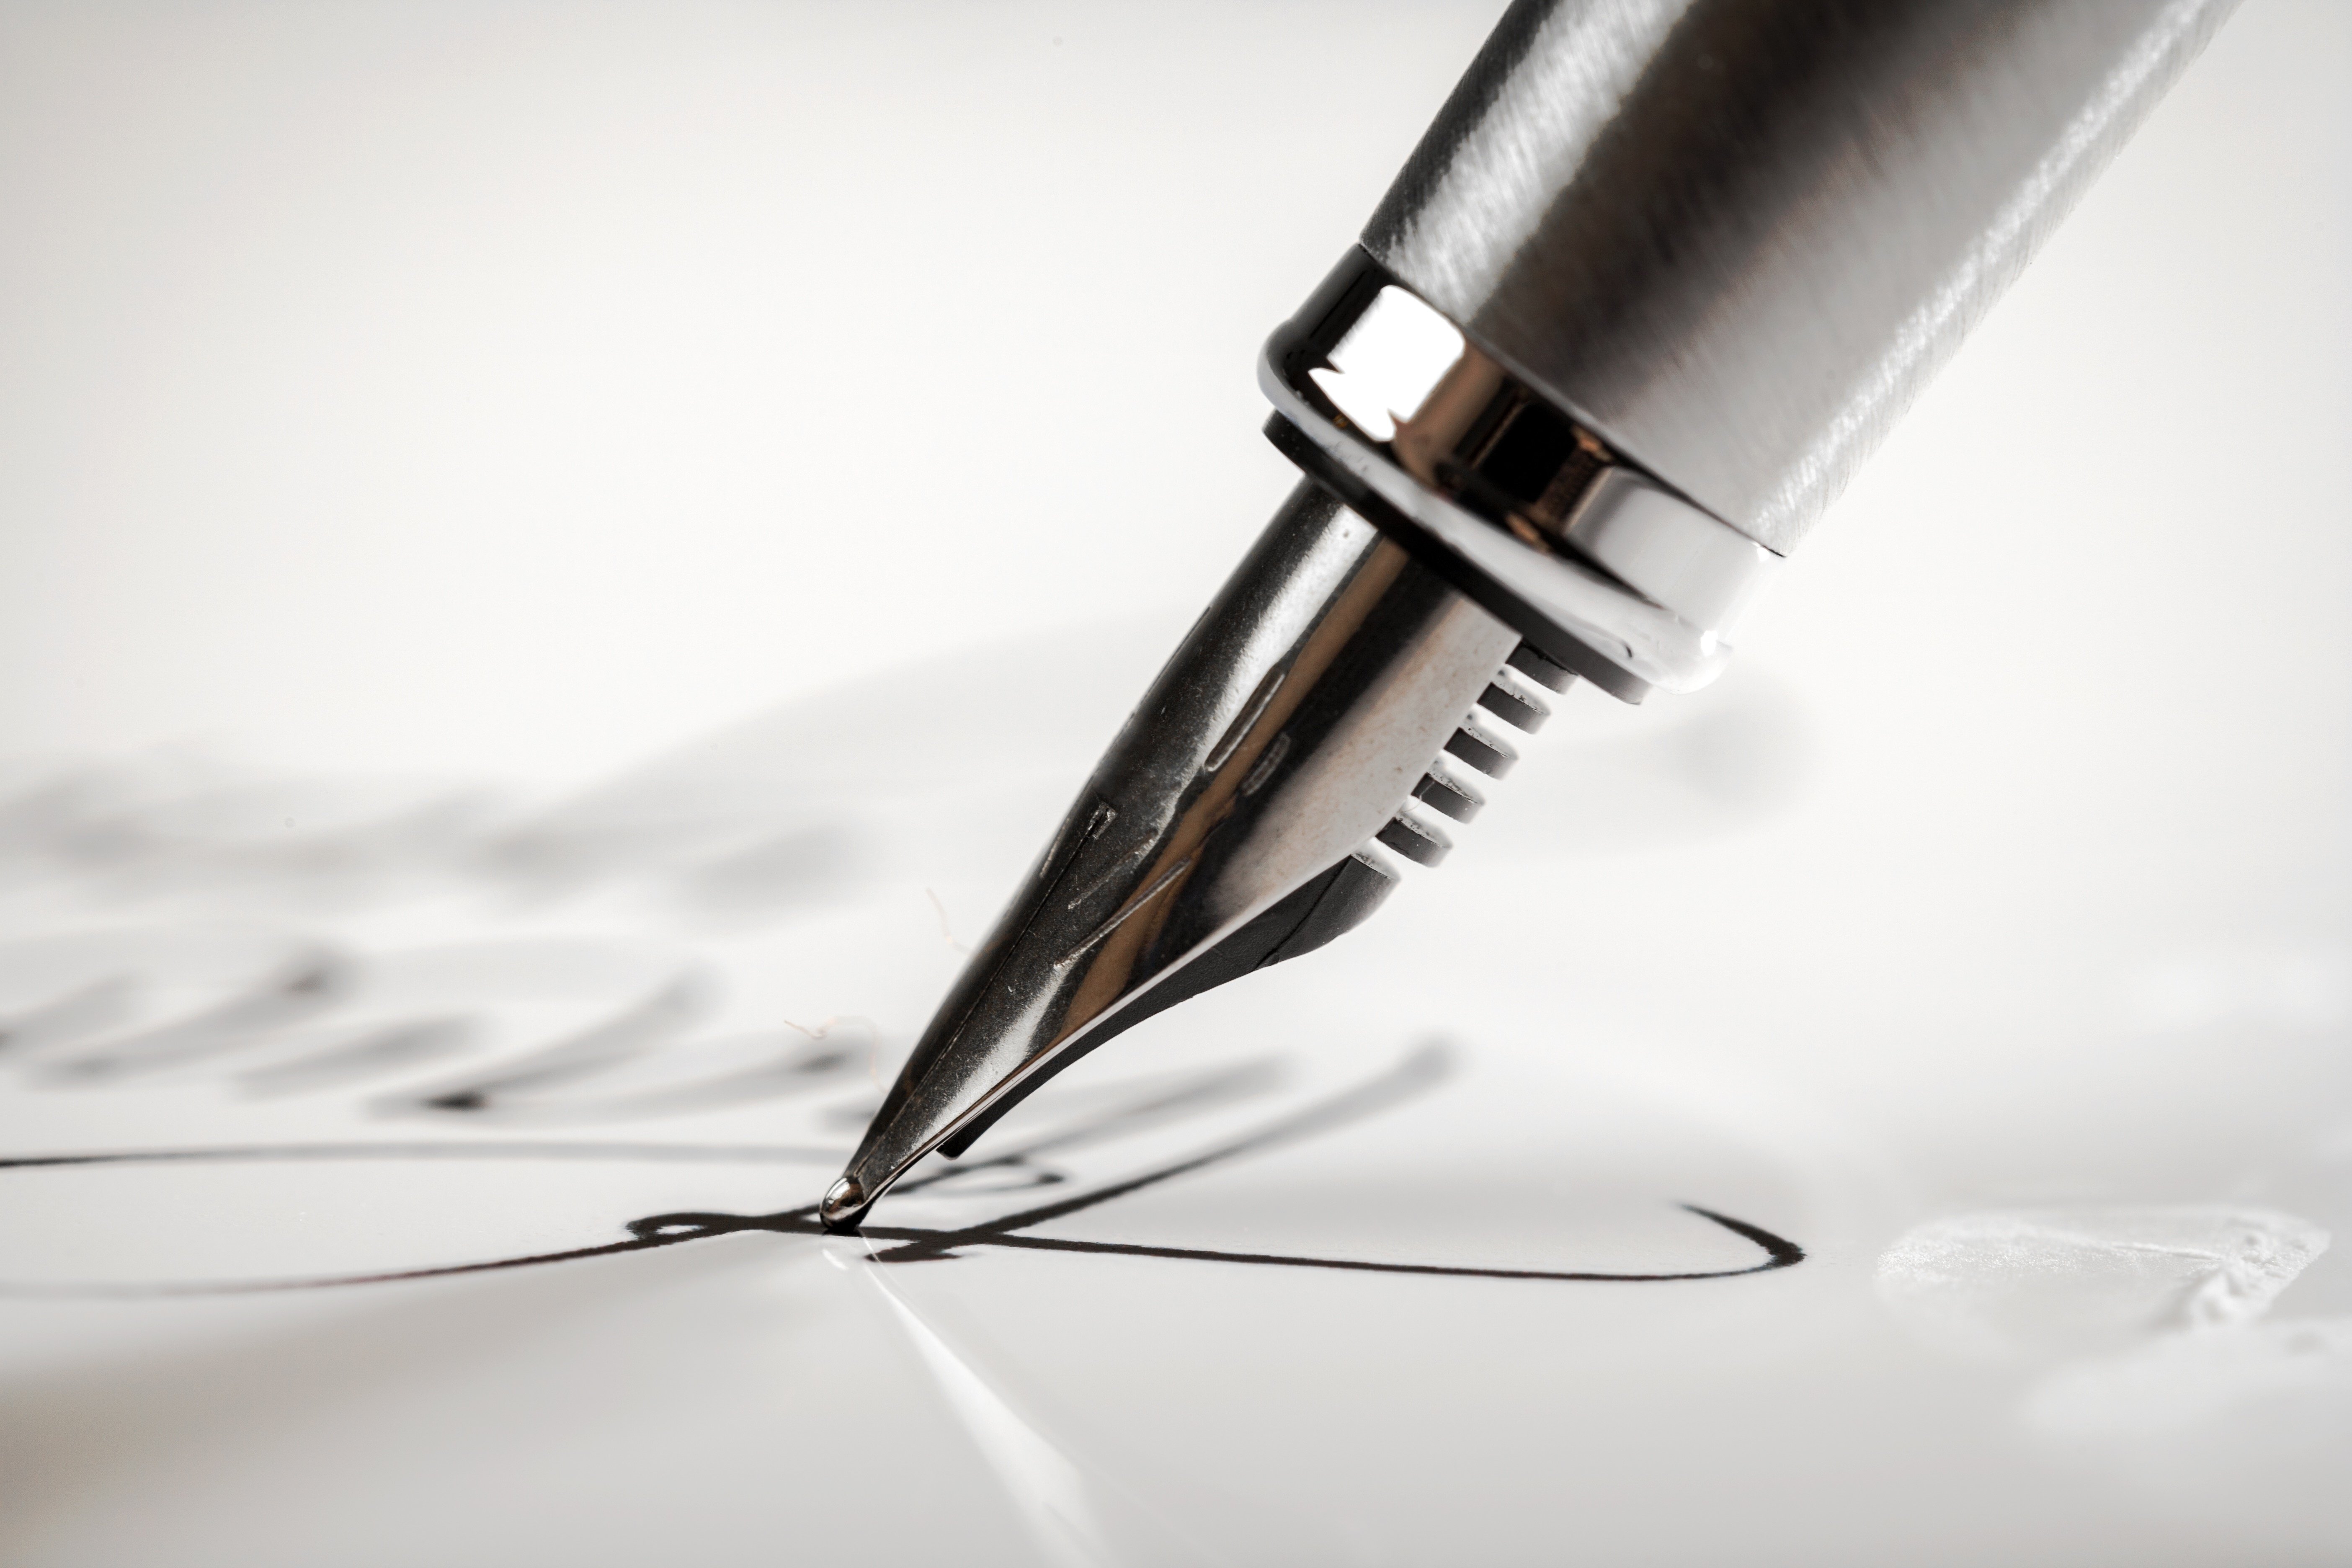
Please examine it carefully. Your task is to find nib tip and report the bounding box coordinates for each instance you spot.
[818,1176,869,1232]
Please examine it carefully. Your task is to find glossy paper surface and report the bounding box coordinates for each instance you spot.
[0,3,2346,1564]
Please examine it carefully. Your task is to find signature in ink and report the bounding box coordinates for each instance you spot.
[0,1045,1803,1296]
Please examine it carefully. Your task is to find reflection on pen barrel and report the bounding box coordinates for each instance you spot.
[1271,0,2228,699]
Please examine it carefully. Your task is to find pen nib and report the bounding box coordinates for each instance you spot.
[820,1176,868,1231]
[820,480,1566,1229]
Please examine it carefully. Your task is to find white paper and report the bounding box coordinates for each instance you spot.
[2,4,2347,1564]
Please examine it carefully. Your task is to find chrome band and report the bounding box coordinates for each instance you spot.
[1262,248,1779,699]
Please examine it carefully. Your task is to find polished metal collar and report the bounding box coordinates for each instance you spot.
[1262,248,1781,699]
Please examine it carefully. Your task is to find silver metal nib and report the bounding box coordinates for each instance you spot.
[821,480,1567,1230]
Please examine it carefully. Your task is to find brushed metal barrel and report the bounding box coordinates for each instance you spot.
[1363,0,2233,554]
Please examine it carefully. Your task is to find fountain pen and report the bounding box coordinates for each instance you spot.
[820,0,2232,1230]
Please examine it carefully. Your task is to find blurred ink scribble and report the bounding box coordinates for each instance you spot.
[0,750,872,921]
[0,1042,1805,1295]
[0,630,1813,1158]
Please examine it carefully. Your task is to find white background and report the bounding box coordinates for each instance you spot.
[0,4,2346,1565]
[2,0,2337,796]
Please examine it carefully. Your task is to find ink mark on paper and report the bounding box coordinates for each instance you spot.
[0,1045,1802,1296]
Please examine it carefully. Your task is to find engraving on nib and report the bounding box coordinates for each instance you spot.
[819,1176,868,1232]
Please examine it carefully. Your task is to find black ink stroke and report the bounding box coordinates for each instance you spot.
[0,1045,1801,1296]
[0,1141,844,1298]
[0,1139,847,1172]
[636,1047,1805,1282]
[841,1204,1801,1283]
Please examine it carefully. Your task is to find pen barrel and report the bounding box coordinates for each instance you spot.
[1362,0,2231,554]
